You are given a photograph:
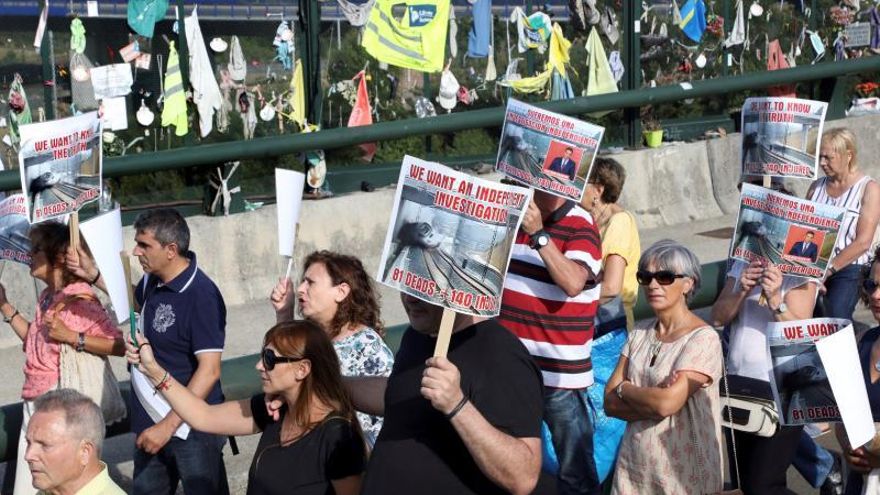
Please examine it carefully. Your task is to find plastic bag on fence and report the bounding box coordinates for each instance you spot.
[71,52,99,111]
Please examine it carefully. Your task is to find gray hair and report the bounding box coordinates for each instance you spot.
[33,389,105,454]
[133,208,190,255]
[639,239,702,303]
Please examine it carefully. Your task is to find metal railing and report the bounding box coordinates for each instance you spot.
[3,56,879,192]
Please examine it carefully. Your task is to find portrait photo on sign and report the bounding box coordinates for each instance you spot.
[542,142,585,182]
[495,99,603,202]
[782,226,832,265]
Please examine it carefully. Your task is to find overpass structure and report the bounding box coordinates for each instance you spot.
[0,0,575,22]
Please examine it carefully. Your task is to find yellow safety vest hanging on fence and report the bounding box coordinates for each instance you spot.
[361,0,450,72]
[161,41,188,136]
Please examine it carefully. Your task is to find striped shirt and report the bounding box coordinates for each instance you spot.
[499,202,602,389]
[810,175,875,266]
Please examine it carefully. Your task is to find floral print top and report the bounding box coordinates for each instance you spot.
[612,322,723,495]
[334,326,394,447]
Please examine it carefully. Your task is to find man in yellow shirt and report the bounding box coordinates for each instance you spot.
[26,389,125,495]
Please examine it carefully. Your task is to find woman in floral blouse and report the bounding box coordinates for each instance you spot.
[272,250,394,446]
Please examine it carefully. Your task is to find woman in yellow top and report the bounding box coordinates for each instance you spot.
[582,157,641,332]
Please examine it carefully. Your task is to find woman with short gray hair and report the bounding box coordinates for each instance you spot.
[605,240,723,494]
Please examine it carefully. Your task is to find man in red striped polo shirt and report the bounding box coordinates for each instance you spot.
[499,189,603,495]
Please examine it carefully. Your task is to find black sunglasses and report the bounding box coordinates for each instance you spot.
[863,278,880,296]
[261,348,304,371]
[636,270,686,286]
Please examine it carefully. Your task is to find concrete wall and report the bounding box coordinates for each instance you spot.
[0,114,877,347]
[614,113,880,226]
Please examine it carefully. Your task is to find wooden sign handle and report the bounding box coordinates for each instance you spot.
[68,212,80,265]
[433,308,457,358]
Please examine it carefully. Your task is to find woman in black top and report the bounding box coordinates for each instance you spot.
[127,320,365,495]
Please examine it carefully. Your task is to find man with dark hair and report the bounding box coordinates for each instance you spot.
[129,208,229,495]
[788,231,819,263]
[548,147,577,181]
[26,389,124,495]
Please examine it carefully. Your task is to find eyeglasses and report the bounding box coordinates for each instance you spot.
[261,348,304,371]
[636,270,687,286]
[863,278,880,295]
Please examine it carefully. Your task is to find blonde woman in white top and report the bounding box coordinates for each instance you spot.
[807,128,880,320]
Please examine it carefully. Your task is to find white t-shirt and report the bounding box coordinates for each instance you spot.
[725,260,818,381]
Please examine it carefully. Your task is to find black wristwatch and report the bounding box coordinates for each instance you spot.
[529,230,550,250]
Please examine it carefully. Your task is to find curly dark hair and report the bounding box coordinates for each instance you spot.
[302,251,384,339]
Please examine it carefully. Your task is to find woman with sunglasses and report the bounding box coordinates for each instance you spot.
[270,251,393,447]
[836,247,880,494]
[712,249,819,492]
[0,222,124,495]
[605,240,723,494]
[127,320,365,495]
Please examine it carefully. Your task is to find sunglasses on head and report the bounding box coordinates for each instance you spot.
[863,278,880,295]
[261,348,304,371]
[636,270,686,286]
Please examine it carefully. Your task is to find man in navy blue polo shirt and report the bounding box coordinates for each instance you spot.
[129,209,229,495]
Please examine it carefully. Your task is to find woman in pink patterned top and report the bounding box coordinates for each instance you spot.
[0,222,123,495]
[605,240,723,494]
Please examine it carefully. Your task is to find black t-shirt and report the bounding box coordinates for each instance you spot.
[361,319,544,495]
[858,327,880,421]
[247,394,365,495]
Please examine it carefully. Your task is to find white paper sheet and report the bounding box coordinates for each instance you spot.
[101,96,128,131]
[275,169,305,257]
[80,208,129,324]
[816,325,875,448]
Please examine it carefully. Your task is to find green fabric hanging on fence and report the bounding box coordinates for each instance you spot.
[70,18,86,54]
[128,0,169,38]
[161,41,188,136]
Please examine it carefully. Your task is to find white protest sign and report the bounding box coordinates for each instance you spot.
[0,194,32,265]
[377,155,531,317]
[816,324,875,448]
[18,112,103,224]
[79,208,130,324]
[275,169,305,257]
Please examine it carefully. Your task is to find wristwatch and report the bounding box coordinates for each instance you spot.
[773,302,788,315]
[529,230,550,250]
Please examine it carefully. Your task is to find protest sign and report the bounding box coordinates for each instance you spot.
[767,319,874,447]
[79,208,129,324]
[0,194,32,265]
[730,183,845,279]
[377,155,531,317]
[741,97,828,179]
[18,112,102,224]
[275,168,306,258]
[496,99,604,201]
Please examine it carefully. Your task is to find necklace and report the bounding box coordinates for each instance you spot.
[649,330,662,367]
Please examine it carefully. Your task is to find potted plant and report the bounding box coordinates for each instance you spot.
[641,106,663,148]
